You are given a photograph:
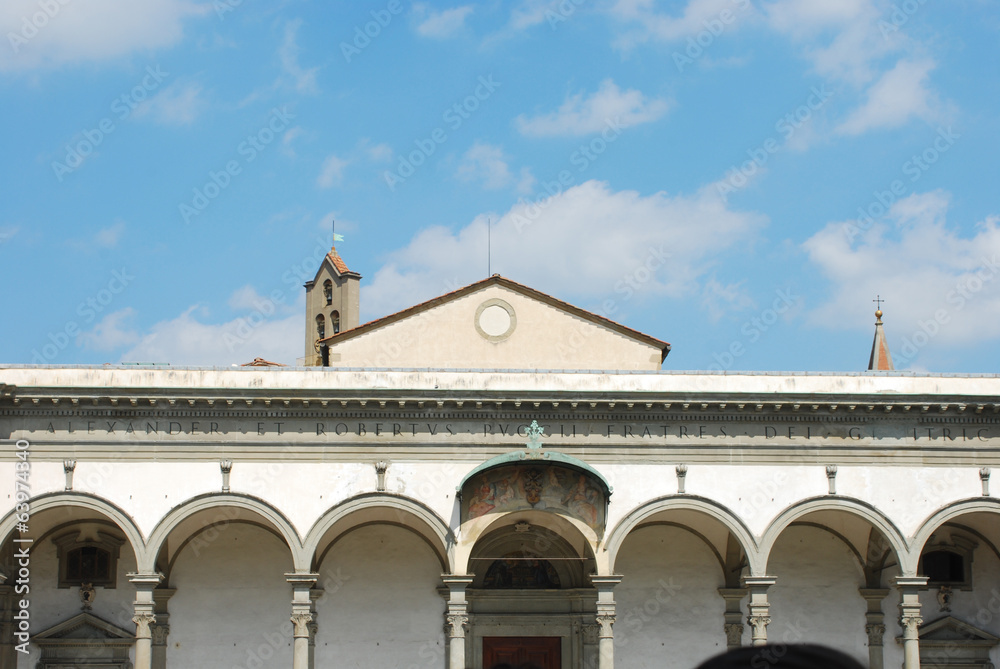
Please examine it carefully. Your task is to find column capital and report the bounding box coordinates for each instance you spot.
[595,613,616,639]
[132,612,156,639]
[445,613,469,639]
[866,623,886,647]
[291,612,314,638]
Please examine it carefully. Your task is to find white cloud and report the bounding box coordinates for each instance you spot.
[0,0,207,71]
[414,5,473,38]
[516,79,670,137]
[803,191,1000,363]
[702,277,756,321]
[79,308,140,352]
[282,127,304,157]
[317,155,349,189]
[0,226,19,245]
[278,19,318,94]
[69,220,126,251]
[836,59,941,135]
[456,142,515,190]
[119,304,303,366]
[610,0,750,48]
[95,221,126,247]
[134,81,206,125]
[365,142,393,162]
[361,179,765,319]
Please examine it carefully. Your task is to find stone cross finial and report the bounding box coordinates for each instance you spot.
[525,420,544,459]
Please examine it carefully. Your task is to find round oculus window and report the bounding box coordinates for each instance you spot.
[475,299,516,341]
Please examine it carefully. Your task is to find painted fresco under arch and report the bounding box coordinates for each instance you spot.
[462,464,607,533]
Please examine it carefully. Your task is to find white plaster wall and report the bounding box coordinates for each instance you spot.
[768,525,869,664]
[72,463,218,537]
[615,525,728,669]
[0,461,63,508]
[601,465,830,539]
[167,522,294,669]
[229,462,372,537]
[837,467,983,538]
[314,524,446,669]
[17,524,138,669]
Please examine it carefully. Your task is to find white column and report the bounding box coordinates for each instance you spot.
[896,576,927,669]
[129,573,162,669]
[286,573,320,669]
[442,575,474,669]
[742,576,777,647]
[591,575,623,669]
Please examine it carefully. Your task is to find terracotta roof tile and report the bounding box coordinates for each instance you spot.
[327,246,350,274]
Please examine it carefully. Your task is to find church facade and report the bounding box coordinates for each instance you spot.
[1,246,999,669]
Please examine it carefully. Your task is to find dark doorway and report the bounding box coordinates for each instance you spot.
[483,636,561,669]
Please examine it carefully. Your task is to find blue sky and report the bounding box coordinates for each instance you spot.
[2,0,999,372]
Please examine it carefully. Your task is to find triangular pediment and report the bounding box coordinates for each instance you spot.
[34,612,133,641]
[920,616,1000,644]
[319,276,670,370]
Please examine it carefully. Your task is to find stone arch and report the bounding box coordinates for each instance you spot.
[0,491,146,566]
[303,493,453,573]
[456,508,598,576]
[605,494,760,576]
[909,497,1000,575]
[144,493,306,573]
[759,496,909,577]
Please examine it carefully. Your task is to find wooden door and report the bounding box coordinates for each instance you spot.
[483,637,561,669]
